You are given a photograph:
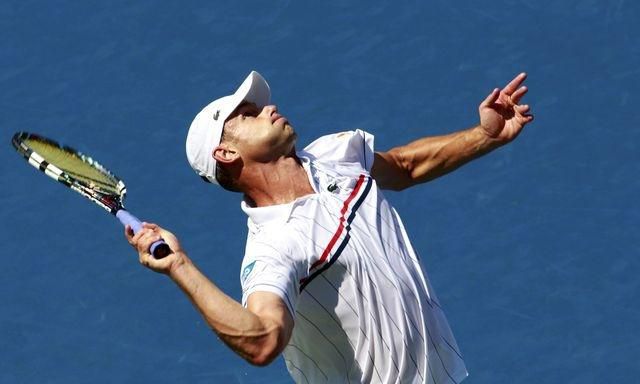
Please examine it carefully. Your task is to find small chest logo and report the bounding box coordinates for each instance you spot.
[327,183,338,192]
[213,110,221,121]
[241,261,256,283]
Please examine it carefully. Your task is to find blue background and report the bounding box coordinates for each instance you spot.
[1,1,638,383]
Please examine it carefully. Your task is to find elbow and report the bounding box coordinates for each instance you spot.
[243,329,286,367]
[248,351,279,367]
[246,343,281,367]
[236,301,293,367]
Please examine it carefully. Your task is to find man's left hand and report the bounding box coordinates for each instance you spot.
[125,222,186,275]
[479,72,534,143]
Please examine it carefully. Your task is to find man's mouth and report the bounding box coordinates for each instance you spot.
[272,113,287,125]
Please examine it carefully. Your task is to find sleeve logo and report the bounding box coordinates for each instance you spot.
[241,261,257,283]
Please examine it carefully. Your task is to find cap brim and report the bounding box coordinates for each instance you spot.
[233,71,271,111]
[214,70,272,136]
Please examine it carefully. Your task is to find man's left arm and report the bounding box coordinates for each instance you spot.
[372,73,534,190]
[125,223,293,367]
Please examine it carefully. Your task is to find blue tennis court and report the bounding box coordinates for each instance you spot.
[1,1,638,383]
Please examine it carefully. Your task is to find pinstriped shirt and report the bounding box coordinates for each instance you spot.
[240,130,467,383]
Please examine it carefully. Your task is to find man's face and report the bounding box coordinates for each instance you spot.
[223,101,297,163]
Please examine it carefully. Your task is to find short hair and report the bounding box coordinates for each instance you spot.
[215,127,241,192]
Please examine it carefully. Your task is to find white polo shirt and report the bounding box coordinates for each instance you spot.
[240,130,467,384]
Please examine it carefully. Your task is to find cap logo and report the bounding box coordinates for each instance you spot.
[213,110,220,121]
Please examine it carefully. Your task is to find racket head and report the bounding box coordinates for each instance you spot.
[12,132,127,214]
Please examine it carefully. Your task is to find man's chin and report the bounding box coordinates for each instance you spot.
[284,121,295,131]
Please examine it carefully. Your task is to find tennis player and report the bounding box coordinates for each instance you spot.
[127,70,533,383]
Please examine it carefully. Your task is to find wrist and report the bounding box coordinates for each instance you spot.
[474,125,506,148]
[167,252,193,280]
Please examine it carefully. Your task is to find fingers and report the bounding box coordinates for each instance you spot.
[125,222,157,240]
[125,223,160,252]
[138,228,162,252]
[135,227,168,264]
[142,222,159,230]
[502,72,527,96]
[482,72,530,110]
[122,221,180,273]
[515,104,534,123]
[511,86,528,105]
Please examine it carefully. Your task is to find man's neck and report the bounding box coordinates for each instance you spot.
[242,154,315,207]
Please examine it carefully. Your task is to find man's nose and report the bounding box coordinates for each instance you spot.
[261,105,277,116]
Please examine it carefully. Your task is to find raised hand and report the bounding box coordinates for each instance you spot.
[479,73,534,142]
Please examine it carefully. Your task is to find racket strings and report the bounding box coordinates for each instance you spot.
[25,138,122,195]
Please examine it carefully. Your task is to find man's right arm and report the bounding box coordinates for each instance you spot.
[371,125,501,190]
[371,73,533,190]
[126,223,293,366]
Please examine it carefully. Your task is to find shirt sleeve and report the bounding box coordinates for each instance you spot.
[301,129,375,172]
[240,238,306,318]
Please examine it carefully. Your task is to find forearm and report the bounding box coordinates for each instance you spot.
[168,256,281,365]
[384,125,503,189]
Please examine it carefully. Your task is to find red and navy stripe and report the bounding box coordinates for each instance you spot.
[299,174,373,292]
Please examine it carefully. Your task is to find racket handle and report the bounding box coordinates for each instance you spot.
[116,210,172,259]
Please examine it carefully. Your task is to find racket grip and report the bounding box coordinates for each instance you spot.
[116,210,172,259]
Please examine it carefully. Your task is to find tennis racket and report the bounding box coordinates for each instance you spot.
[11,132,171,259]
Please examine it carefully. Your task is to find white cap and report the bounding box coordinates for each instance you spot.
[186,71,271,184]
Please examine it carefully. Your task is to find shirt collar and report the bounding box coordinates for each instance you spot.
[240,199,294,225]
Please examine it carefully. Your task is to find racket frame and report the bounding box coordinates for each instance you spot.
[11,132,170,258]
[13,132,126,213]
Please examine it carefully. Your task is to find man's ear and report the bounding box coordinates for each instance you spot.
[213,143,240,164]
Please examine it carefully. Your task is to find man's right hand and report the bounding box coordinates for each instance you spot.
[125,222,187,275]
[478,72,534,143]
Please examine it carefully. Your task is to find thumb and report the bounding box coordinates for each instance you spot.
[480,88,500,109]
[124,225,135,240]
